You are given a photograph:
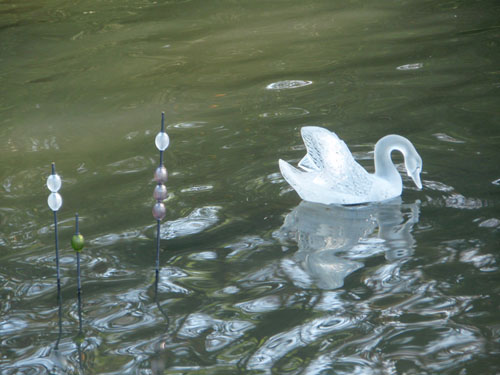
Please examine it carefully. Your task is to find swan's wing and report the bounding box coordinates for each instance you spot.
[298,127,354,172]
[279,159,312,192]
[300,126,339,171]
[298,154,319,172]
[300,126,373,196]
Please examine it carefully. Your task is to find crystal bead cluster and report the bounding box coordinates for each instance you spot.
[47,164,62,212]
[152,115,170,220]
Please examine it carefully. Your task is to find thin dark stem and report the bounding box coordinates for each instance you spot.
[51,163,60,287]
[54,211,60,288]
[77,253,81,296]
[154,269,159,293]
[154,270,170,330]
[77,287,83,370]
[54,283,63,350]
[75,213,79,234]
[156,219,161,276]
[77,342,83,370]
[77,292,83,329]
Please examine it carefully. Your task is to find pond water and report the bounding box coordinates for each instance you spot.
[1,0,500,373]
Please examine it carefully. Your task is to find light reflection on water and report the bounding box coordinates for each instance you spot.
[275,198,419,289]
[1,0,500,373]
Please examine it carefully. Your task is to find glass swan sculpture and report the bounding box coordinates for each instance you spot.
[279,126,423,205]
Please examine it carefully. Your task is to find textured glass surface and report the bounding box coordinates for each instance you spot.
[47,192,62,211]
[155,132,170,151]
[279,127,422,205]
[153,184,168,201]
[46,174,61,193]
[152,202,166,220]
[154,166,168,183]
[71,234,85,252]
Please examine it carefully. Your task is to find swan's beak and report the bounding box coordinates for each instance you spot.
[409,171,422,190]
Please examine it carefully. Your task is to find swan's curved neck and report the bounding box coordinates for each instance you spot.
[373,135,413,184]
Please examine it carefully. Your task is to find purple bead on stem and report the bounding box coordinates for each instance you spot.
[154,184,168,201]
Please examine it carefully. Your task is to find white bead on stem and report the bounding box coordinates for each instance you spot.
[155,132,170,151]
[48,192,63,212]
[47,174,62,193]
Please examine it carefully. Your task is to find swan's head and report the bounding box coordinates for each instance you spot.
[405,153,423,190]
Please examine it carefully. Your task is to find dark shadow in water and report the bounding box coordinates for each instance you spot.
[276,198,420,289]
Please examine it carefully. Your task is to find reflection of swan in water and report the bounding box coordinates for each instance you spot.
[276,198,420,289]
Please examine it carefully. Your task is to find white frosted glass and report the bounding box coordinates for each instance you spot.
[46,174,62,192]
[155,132,170,151]
[48,192,63,211]
[279,126,422,205]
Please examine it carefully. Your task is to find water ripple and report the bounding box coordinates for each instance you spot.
[304,355,382,375]
[265,80,313,90]
[91,229,145,246]
[160,206,220,239]
[91,305,157,333]
[0,317,28,334]
[157,266,191,294]
[106,155,149,175]
[259,107,309,119]
[247,314,358,371]
[178,313,254,352]
[396,63,423,70]
[225,235,272,260]
[423,179,455,192]
[235,295,281,313]
[180,185,213,193]
[478,218,500,228]
[169,121,207,129]
[424,193,486,209]
[433,133,465,143]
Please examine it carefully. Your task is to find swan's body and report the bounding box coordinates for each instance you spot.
[279,127,422,205]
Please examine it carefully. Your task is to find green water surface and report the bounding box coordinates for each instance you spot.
[1,0,499,373]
